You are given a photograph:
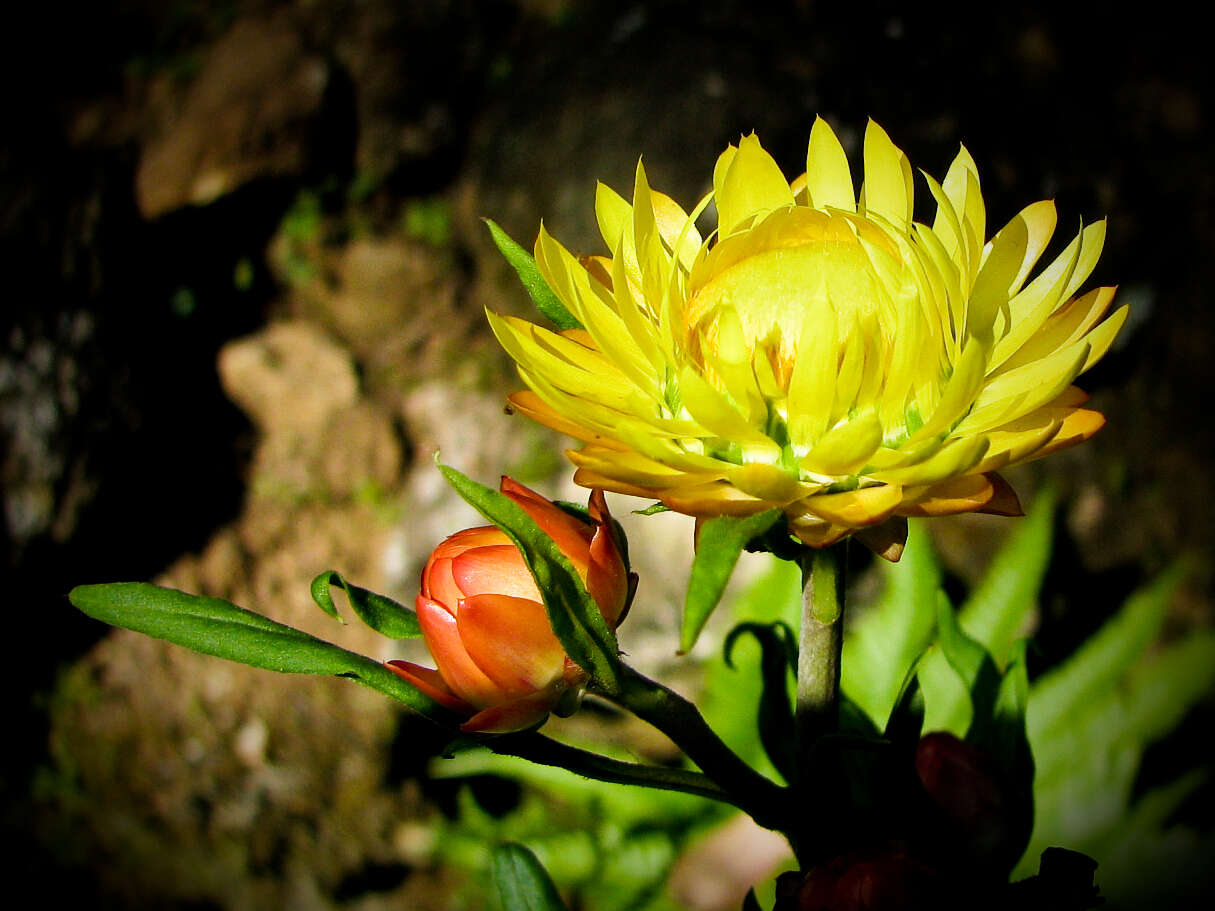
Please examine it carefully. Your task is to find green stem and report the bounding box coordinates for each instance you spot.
[490,732,736,806]
[794,542,847,861]
[591,664,789,831]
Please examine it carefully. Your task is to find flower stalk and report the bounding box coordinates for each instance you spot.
[794,540,847,864]
[591,664,789,831]
[489,732,735,806]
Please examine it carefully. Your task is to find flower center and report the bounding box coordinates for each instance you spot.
[685,209,897,389]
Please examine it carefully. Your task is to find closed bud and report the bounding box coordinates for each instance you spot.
[388,478,631,733]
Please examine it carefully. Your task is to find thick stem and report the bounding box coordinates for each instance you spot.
[793,541,847,862]
[591,665,789,832]
[491,732,734,805]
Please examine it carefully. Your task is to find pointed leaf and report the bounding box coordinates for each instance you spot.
[492,843,569,911]
[934,591,1003,743]
[956,487,1054,662]
[438,463,621,692]
[310,570,421,639]
[681,508,784,653]
[841,520,940,729]
[69,582,450,721]
[1028,565,1183,743]
[485,218,582,331]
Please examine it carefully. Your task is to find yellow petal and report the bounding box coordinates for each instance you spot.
[662,481,782,517]
[998,285,1117,373]
[859,119,913,230]
[803,482,904,527]
[806,116,856,213]
[868,435,989,487]
[802,411,884,476]
[968,199,1058,343]
[716,134,795,237]
[727,462,808,503]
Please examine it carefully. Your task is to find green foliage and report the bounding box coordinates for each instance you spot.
[838,490,1211,904]
[841,519,940,729]
[438,462,621,692]
[309,570,422,639]
[67,583,450,722]
[429,559,801,910]
[485,219,582,330]
[918,487,1056,735]
[680,509,784,653]
[493,843,569,911]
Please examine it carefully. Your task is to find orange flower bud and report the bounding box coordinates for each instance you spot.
[387,478,631,733]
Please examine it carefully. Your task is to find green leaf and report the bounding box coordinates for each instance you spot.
[68,582,450,722]
[934,591,1003,743]
[989,639,1035,872]
[882,658,925,748]
[485,219,582,331]
[310,570,421,639]
[492,842,569,911]
[1027,565,1183,743]
[957,486,1055,662]
[438,463,621,692]
[680,509,783,653]
[723,621,797,783]
[841,519,940,730]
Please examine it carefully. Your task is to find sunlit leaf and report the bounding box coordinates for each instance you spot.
[493,842,569,911]
[69,582,449,721]
[486,219,582,330]
[310,569,421,639]
[681,509,783,653]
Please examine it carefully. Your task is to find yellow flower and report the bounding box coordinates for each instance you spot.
[487,118,1126,551]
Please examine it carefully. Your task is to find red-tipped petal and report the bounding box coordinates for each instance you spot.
[451,544,542,601]
[461,691,559,733]
[385,660,473,712]
[415,596,502,707]
[456,593,566,694]
[500,477,593,567]
[586,490,628,626]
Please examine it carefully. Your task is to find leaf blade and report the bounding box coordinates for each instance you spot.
[485,219,582,331]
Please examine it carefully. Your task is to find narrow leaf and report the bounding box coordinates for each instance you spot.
[485,219,582,330]
[841,519,940,729]
[681,509,783,653]
[310,570,421,639]
[438,463,621,692]
[958,487,1054,662]
[492,842,569,911]
[69,583,450,721]
[934,591,1003,742]
[883,657,926,748]
[990,639,1035,872]
[1028,565,1183,742]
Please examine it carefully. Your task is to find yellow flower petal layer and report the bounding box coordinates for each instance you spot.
[489,119,1125,551]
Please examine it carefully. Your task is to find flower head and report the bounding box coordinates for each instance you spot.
[388,478,630,733]
[488,119,1126,551]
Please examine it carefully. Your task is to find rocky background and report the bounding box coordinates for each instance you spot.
[3,1,1213,908]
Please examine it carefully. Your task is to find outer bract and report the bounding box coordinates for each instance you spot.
[388,478,630,733]
[488,118,1125,551]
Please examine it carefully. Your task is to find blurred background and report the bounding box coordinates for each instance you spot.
[3,1,1212,907]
